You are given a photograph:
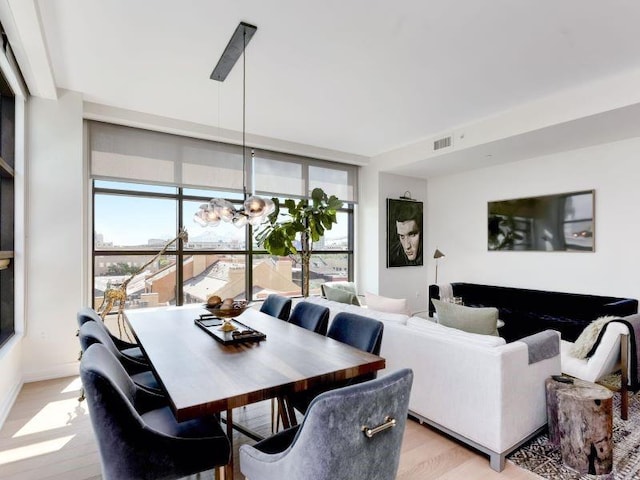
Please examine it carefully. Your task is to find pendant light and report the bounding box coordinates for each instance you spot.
[194,22,274,229]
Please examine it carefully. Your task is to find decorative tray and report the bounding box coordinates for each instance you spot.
[194,315,266,345]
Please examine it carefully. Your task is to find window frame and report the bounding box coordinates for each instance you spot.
[92,180,354,310]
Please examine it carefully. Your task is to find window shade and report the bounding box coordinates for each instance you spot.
[88,121,358,202]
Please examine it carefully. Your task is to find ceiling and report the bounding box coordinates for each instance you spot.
[5,0,640,177]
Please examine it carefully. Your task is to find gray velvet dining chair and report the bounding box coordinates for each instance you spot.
[260,294,292,320]
[78,321,163,394]
[240,368,413,480]
[288,301,330,335]
[77,307,147,363]
[80,343,230,480]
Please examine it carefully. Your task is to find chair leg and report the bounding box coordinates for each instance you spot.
[271,398,276,433]
[621,334,629,420]
[277,397,291,429]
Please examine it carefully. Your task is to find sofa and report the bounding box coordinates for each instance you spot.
[304,296,561,471]
[429,283,638,343]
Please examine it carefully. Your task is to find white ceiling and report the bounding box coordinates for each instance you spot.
[5,0,640,176]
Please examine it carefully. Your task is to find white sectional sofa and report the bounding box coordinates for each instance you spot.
[304,296,562,471]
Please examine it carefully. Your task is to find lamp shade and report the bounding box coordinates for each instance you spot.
[433,249,445,259]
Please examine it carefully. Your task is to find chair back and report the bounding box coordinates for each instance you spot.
[79,322,147,374]
[260,294,292,320]
[77,306,102,328]
[81,343,230,480]
[328,312,384,355]
[79,321,121,356]
[240,368,413,480]
[289,302,330,335]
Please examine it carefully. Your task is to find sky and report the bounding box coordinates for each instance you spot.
[94,194,349,247]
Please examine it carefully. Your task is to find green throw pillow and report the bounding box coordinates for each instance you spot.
[432,299,499,336]
[324,285,360,306]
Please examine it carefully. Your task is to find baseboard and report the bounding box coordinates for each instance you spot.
[0,378,23,430]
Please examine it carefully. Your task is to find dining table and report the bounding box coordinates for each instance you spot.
[125,303,386,479]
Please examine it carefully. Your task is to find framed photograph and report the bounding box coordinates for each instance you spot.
[387,198,423,267]
[487,190,594,252]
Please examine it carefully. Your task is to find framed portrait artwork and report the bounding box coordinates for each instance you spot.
[386,198,424,267]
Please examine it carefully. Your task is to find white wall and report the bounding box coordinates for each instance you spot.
[426,137,640,300]
[21,90,85,381]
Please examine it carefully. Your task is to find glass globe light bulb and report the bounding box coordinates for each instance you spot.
[243,195,266,217]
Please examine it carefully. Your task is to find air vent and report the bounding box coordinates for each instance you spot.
[433,136,452,151]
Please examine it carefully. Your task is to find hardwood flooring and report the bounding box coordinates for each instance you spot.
[0,376,540,480]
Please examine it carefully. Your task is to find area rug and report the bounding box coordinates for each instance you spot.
[508,377,640,479]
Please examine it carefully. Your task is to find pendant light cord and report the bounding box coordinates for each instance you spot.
[242,27,247,199]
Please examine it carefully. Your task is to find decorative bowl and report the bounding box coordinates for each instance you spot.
[204,301,250,318]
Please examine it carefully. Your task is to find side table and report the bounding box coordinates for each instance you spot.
[545,376,613,475]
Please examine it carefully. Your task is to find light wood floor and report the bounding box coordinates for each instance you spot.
[0,376,540,480]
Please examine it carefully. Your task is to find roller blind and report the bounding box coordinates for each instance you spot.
[88,121,358,202]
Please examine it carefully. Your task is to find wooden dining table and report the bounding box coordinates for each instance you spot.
[125,304,386,479]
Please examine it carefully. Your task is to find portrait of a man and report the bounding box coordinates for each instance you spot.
[386,198,423,267]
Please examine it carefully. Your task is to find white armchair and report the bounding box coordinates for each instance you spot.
[561,322,630,419]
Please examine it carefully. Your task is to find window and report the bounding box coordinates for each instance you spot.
[0,71,15,347]
[89,122,357,311]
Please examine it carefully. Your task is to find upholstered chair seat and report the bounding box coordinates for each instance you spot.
[81,343,230,480]
[260,294,293,320]
[240,368,413,480]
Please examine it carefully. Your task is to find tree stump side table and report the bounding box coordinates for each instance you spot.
[557,381,613,475]
[545,376,574,447]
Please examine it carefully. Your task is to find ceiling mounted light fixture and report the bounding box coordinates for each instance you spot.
[195,21,274,229]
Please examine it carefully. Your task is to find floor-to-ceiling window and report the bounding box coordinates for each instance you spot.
[0,65,16,347]
[89,121,357,312]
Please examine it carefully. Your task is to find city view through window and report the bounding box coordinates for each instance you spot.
[93,181,353,312]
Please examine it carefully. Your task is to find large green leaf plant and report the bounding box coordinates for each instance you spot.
[255,188,343,297]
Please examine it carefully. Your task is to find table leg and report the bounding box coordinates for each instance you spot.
[225,408,234,480]
[277,397,291,429]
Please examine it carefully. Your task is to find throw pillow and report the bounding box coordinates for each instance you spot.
[321,282,361,306]
[570,316,618,359]
[432,299,499,336]
[365,292,410,316]
[324,285,360,306]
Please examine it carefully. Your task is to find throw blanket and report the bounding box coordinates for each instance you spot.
[589,313,640,391]
[519,330,559,365]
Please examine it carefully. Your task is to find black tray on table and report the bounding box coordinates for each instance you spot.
[194,316,266,345]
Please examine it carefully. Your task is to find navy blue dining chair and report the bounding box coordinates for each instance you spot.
[260,294,292,320]
[77,307,147,363]
[240,368,413,480]
[81,343,230,480]
[289,312,385,418]
[328,311,384,356]
[78,321,163,394]
[288,301,330,335]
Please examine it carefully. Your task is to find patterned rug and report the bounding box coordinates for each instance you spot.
[508,377,640,479]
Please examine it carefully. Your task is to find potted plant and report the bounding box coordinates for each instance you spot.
[255,188,343,297]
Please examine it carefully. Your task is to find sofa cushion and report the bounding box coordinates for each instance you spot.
[432,299,499,336]
[324,285,360,306]
[406,317,506,347]
[365,292,410,316]
[570,315,618,359]
[304,296,409,327]
[344,304,409,325]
